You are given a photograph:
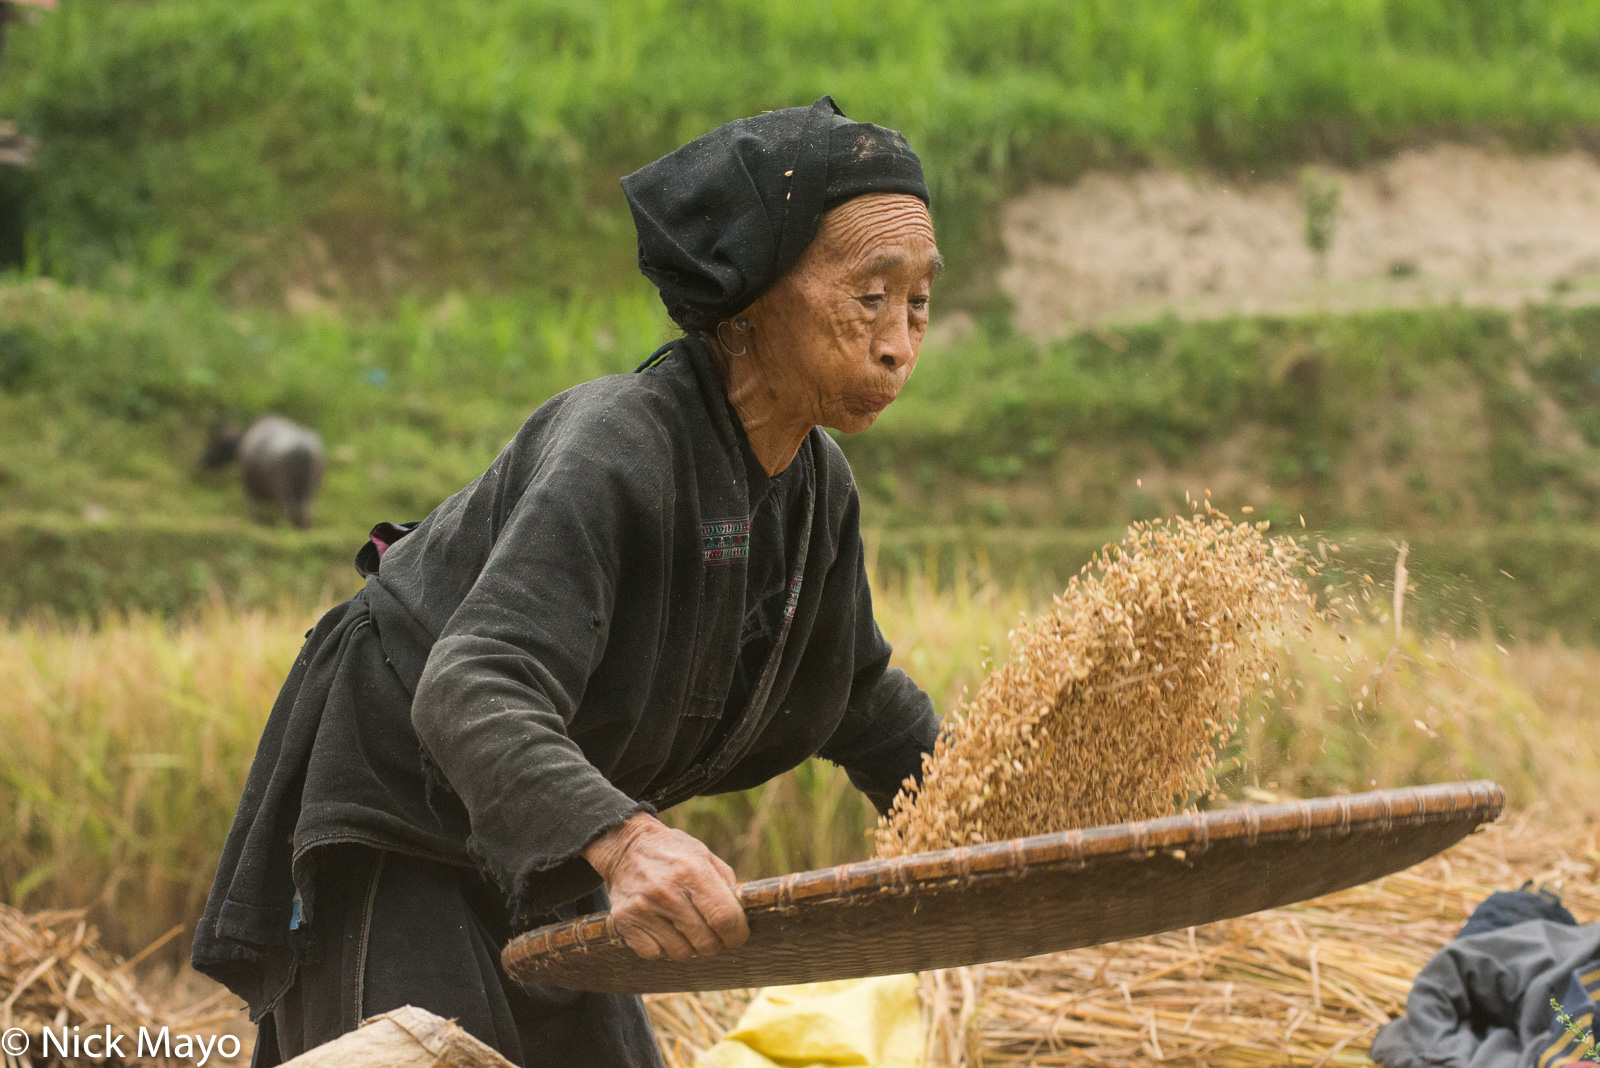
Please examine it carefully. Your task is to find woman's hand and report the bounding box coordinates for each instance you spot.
[582,813,750,961]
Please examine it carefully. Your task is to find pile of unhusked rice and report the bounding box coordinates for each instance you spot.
[876,506,1312,857]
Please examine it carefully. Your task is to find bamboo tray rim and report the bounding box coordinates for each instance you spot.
[505,780,1503,972]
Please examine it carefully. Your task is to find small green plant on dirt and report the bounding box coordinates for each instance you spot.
[1301,168,1341,274]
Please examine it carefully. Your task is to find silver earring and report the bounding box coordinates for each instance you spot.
[717,319,749,358]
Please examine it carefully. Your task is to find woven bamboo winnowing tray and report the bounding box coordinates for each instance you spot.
[503,781,1502,993]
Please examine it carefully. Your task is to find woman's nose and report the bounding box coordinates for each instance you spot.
[875,312,914,370]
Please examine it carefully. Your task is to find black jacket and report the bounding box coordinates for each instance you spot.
[192,337,940,1016]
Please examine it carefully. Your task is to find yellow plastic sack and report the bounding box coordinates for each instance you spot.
[694,974,923,1068]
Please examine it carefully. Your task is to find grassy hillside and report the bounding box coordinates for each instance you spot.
[5,2,1600,631]
[2,0,1599,302]
[6,275,1600,634]
[0,279,664,524]
[7,278,1600,529]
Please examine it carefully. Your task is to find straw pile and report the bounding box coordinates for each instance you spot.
[877,506,1311,856]
[649,812,1596,1068]
[942,810,1595,1067]
[0,905,234,1067]
[646,989,753,1068]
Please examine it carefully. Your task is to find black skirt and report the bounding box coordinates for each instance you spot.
[251,846,662,1068]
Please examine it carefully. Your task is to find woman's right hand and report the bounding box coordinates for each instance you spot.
[581,813,750,961]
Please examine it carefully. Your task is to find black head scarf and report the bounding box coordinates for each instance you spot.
[622,97,929,331]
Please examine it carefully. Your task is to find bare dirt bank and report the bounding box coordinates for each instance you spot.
[1000,144,1600,338]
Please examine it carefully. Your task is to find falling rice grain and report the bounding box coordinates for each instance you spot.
[876,507,1313,857]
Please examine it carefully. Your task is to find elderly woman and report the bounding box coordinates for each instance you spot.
[193,97,943,1067]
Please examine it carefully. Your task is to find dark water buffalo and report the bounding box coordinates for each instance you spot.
[202,414,326,529]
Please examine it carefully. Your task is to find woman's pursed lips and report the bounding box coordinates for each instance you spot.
[853,391,897,413]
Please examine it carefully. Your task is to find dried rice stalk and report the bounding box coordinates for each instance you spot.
[644,989,752,1068]
[877,507,1311,856]
[654,813,1592,1068]
[968,811,1594,1067]
[0,905,233,1067]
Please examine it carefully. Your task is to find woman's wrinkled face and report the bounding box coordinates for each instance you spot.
[742,193,941,434]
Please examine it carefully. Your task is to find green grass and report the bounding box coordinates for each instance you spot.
[7,3,1600,631]
[866,303,1600,530]
[2,0,1599,300]
[7,276,1600,537]
[8,275,1600,638]
[13,518,1600,643]
[0,278,668,526]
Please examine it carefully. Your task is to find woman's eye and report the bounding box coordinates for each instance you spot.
[910,296,930,311]
[860,293,886,308]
